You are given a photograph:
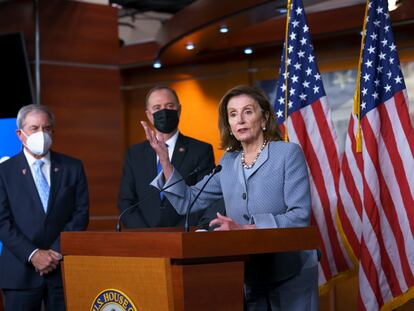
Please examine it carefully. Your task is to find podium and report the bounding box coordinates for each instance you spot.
[61,227,319,311]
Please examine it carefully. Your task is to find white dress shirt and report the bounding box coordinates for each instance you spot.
[156,130,179,163]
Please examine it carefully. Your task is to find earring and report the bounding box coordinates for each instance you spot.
[230,131,233,136]
[262,127,266,131]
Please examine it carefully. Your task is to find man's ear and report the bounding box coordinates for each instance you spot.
[145,110,153,123]
[16,129,25,144]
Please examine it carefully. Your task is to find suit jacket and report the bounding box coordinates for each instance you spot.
[0,151,89,289]
[154,141,317,284]
[118,133,224,228]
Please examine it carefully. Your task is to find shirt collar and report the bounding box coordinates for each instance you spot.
[165,130,179,150]
[23,148,51,166]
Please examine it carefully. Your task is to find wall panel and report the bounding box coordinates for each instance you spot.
[40,0,119,64]
[41,64,122,222]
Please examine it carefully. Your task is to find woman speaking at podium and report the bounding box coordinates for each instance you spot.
[142,85,318,311]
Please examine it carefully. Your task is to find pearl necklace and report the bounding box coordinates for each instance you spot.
[241,140,268,169]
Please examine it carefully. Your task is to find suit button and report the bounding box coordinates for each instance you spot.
[242,193,247,200]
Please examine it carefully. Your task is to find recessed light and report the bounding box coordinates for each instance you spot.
[186,42,195,50]
[153,60,161,69]
[244,48,253,55]
[219,26,229,34]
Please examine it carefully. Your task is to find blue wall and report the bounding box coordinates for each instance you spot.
[0,117,21,254]
[0,118,21,161]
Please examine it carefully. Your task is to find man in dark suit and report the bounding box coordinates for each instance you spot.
[0,104,89,311]
[118,85,223,228]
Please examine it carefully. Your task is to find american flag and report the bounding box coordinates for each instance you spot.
[273,0,353,288]
[337,0,414,310]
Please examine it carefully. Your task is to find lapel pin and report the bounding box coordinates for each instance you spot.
[54,167,59,172]
[22,169,27,175]
[179,147,185,153]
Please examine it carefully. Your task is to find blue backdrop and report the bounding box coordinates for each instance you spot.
[0,117,22,254]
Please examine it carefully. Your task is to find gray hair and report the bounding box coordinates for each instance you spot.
[16,104,55,129]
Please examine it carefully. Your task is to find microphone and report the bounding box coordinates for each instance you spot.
[116,166,201,231]
[184,165,222,232]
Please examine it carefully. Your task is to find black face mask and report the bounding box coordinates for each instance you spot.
[153,109,179,134]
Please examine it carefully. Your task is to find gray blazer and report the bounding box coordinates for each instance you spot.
[152,141,317,283]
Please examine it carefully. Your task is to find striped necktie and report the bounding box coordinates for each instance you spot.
[157,159,164,201]
[157,143,169,201]
[33,160,50,212]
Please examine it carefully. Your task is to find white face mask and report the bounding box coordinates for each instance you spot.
[21,130,52,156]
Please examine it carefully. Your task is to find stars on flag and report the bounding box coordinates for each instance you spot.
[299,93,307,101]
[276,109,283,118]
[361,101,367,110]
[303,25,309,32]
[359,0,405,117]
[274,0,326,123]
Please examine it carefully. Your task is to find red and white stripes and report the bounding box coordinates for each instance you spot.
[281,96,353,286]
[338,90,414,310]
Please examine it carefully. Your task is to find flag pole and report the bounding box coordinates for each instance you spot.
[284,0,292,142]
[354,0,369,153]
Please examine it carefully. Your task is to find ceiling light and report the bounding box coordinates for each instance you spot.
[153,60,161,69]
[186,42,195,50]
[219,26,229,34]
[244,48,253,55]
[277,8,287,14]
[388,0,401,11]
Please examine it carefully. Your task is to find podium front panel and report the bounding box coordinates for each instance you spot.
[63,256,174,310]
[172,261,244,310]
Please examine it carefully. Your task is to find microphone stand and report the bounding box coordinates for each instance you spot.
[184,165,222,232]
[116,166,201,232]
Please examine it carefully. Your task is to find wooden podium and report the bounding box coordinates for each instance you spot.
[61,227,319,311]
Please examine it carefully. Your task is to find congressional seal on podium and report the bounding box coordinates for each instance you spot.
[91,289,138,311]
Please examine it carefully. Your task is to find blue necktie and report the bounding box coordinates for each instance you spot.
[33,160,50,212]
